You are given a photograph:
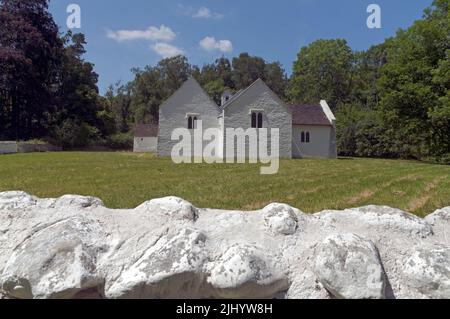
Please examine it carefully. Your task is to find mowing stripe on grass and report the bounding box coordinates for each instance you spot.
[1,153,449,216]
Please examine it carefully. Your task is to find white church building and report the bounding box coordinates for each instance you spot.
[134,77,337,159]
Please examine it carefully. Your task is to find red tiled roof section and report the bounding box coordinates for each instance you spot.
[289,104,332,126]
[134,123,159,137]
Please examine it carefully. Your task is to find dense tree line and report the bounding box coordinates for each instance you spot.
[0,0,62,140]
[0,0,448,161]
[0,0,113,148]
[106,53,288,133]
[288,0,449,162]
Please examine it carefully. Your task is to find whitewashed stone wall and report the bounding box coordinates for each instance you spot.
[134,137,157,153]
[0,142,61,155]
[158,78,221,157]
[223,79,292,159]
[1,191,449,299]
[0,142,18,154]
[292,125,336,158]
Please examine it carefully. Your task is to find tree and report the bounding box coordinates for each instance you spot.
[105,82,132,133]
[157,55,192,94]
[427,0,450,157]
[57,33,101,127]
[0,0,63,140]
[430,49,450,156]
[351,43,389,109]
[232,53,266,90]
[215,57,234,89]
[335,103,363,156]
[264,61,288,98]
[377,0,449,158]
[129,55,193,124]
[203,79,226,105]
[288,39,353,109]
[195,57,234,104]
[50,32,113,147]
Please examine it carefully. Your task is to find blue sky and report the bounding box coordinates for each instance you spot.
[49,0,432,94]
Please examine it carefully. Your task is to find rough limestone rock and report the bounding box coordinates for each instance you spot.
[425,208,450,226]
[403,244,450,299]
[53,195,104,209]
[0,191,449,299]
[107,228,207,299]
[1,216,107,299]
[313,233,387,299]
[315,205,433,238]
[263,203,301,235]
[286,269,330,299]
[0,191,37,211]
[136,197,198,221]
[207,244,289,298]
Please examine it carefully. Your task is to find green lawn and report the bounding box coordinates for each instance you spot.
[0,152,449,217]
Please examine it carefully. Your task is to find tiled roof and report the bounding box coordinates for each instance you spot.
[289,104,332,126]
[134,123,159,137]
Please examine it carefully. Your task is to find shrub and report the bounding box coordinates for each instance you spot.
[107,132,133,150]
[53,119,102,149]
[434,154,450,165]
[18,139,47,145]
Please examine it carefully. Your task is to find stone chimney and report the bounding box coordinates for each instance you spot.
[221,90,233,107]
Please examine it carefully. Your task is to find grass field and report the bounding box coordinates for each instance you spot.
[0,152,449,217]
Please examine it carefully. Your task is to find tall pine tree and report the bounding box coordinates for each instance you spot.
[0,0,63,140]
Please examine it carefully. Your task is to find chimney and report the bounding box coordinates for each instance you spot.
[221,90,233,107]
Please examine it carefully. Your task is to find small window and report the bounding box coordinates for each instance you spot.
[187,115,199,129]
[251,113,257,128]
[257,113,263,129]
[251,112,263,129]
[301,131,311,143]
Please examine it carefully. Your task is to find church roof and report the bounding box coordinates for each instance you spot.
[221,79,292,116]
[289,104,332,126]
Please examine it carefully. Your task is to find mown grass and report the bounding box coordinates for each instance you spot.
[0,152,449,216]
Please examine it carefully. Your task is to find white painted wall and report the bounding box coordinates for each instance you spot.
[158,78,221,157]
[292,125,336,158]
[157,79,337,160]
[134,137,157,153]
[0,142,18,154]
[223,79,292,159]
[0,142,61,154]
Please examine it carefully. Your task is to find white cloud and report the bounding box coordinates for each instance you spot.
[107,25,176,42]
[193,7,212,18]
[199,36,233,53]
[193,7,223,19]
[151,43,184,58]
[178,5,224,19]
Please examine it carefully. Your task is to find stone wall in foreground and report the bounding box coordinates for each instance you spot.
[0,191,449,299]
